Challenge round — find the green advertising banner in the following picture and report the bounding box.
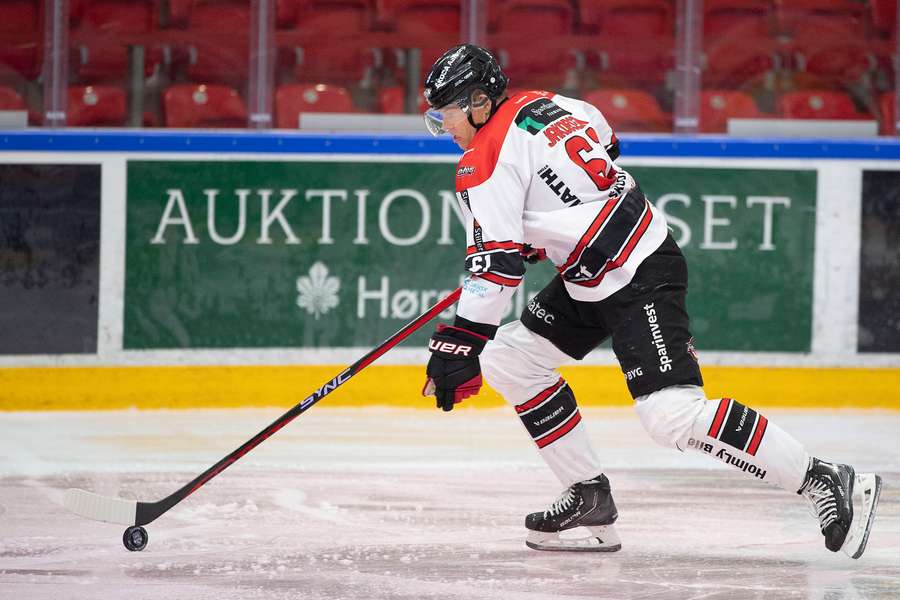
[125,160,816,352]
[629,166,817,352]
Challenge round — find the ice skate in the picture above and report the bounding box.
[525,474,621,552]
[798,458,883,559]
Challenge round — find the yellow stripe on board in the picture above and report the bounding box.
[0,365,898,411]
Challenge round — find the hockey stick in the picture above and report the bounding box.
[65,287,462,528]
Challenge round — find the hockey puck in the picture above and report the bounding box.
[123,526,148,552]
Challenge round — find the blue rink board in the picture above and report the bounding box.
[1,129,900,159]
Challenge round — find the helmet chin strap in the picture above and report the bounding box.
[468,97,504,130]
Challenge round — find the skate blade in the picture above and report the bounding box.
[842,473,882,559]
[525,525,622,553]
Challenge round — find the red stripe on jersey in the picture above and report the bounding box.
[612,202,652,266]
[708,398,731,439]
[475,272,522,287]
[558,197,621,273]
[515,377,565,414]
[455,91,548,193]
[745,415,768,456]
[578,201,653,288]
[535,411,582,448]
[466,240,524,254]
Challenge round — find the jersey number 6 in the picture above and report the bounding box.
[564,126,617,192]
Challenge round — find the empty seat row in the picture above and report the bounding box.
[51,1,896,39]
[1,1,892,92]
[0,38,879,91]
[583,89,879,132]
[1,84,889,133]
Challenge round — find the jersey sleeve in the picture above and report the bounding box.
[455,161,527,335]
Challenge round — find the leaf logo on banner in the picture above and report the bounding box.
[296,262,340,319]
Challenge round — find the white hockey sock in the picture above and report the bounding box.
[636,386,809,493]
[481,321,603,488]
[689,396,809,492]
[514,378,602,488]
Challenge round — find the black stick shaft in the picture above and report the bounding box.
[135,287,462,525]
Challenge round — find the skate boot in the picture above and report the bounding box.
[798,457,882,559]
[525,473,621,552]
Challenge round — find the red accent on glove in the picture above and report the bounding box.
[453,373,483,404]
[520,245,547,264]
[435,324,489,341]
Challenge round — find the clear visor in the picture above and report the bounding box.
[423,101,470,137]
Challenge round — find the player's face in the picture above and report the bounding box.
[442,106,477,149]
[424,104,476,149]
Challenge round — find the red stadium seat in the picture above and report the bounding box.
[284,0,373,30]
[383,0,457,85]
[789,32,873,84]
[583,0,673,37]
[871,0,897,37]
[390,0,460,35]
[703,0,773,41]
[66,85,126,126]
[0,0,40,32]
[491,0,578,90]
[77,0,156,31]
[703,36,777,88]
[496,43,580,91]
[775,0,866,37]
[279,2,377,85]
[700,90,762,132]
[178,1,249,83]
[778,90,868,120]
[384,44,453,94]
[494,0,575,37]
[166,0,192,26]
[583,88,670,132]
[294,44,379,85]
[73,1,160,81]
[275,83,355,127]
[0,0,40,80]
[187,0,250,30]
[163,84,247,127]
[598,44,674,88]
[378,85,427,113]
[879,92,895,135]
[0,86,27,110]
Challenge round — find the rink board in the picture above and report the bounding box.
[1,364,898,411]
[0,132,898,409]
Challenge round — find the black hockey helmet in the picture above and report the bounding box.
[423,44,508,111]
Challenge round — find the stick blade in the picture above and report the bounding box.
[64,488,137,525]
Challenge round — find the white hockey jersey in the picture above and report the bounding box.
[455,90,669,329]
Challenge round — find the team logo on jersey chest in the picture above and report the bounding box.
[515,98,571,135]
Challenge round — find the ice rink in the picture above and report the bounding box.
[1,406,898,600]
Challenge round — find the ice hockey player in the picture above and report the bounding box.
[419,43,882,556]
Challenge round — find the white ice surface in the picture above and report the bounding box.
[0,407,898,600]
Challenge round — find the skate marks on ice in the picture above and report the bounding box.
[0,408,899,599]
[2,467,898,600]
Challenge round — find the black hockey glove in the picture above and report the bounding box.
[422,325,488,412]
[520,244,547,264]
